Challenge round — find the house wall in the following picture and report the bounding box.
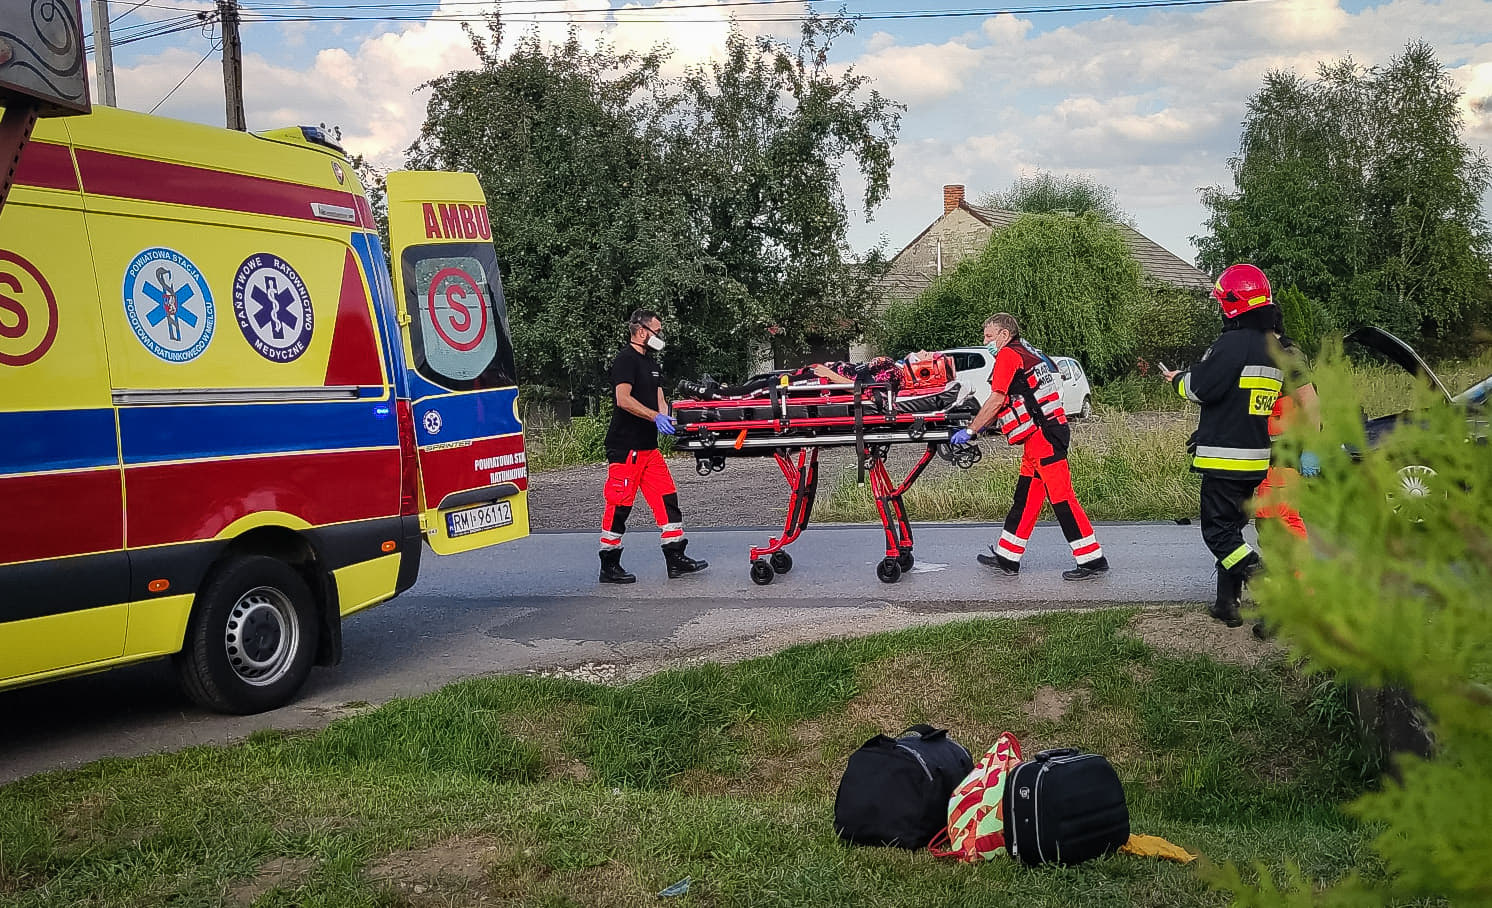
[879,208,992,312]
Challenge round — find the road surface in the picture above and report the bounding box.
[0,522,1226,784]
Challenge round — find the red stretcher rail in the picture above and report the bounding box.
[671,380,980,585]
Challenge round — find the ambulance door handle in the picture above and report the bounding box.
[397,305,412,327]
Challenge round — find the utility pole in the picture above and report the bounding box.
[91,0,117,105]
[217,0,245,130]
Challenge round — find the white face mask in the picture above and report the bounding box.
[646,333,666,352]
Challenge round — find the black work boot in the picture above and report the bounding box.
[976,546,1020,576]
[599,548,636,584]
[1062,556,1110,582]
[662,539,709,578]
[676,377,720,400]
[1208,569,1244,628]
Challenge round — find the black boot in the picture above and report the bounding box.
[599,548,636,584]
[1208,568,1243,628]
[676,377,720,400]
[976,546,1020,576]
[1062,556,1110,582]
[662,539,708,578]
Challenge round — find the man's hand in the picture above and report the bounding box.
[950,428,974,447]
[654,413,676,436]
[1161,368,1180,382]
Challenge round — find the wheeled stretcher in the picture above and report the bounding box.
[672,379,982,585]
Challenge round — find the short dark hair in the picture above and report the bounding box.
[984,312,1020,338]
[629,309,660,328]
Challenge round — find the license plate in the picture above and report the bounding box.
[446,500,513,537]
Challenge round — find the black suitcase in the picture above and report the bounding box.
[1003,748,1129,866]
[833,725,973,849]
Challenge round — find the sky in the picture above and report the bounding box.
[84,0,1492,265]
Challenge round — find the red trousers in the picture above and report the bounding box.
[1254,465,1308,539]
[994,432,1103,565]
[600,449,684,550]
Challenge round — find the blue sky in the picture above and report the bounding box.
[87,0,1492,264]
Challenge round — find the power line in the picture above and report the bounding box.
[111,0,165,24]
[149,40,221,113]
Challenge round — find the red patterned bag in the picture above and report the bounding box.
[928,731,1024,861]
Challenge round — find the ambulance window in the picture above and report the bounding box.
[402,243,516,391]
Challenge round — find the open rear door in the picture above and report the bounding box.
[386,171,530,554]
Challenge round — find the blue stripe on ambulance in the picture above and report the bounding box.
[411,385,523,446]
[118,397,398,464]
[0,409,119,474]
[351,232,407,394]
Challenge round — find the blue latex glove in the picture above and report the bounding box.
[654,412,676,436]
[1299,450,1321,477]
[950,428,974,446]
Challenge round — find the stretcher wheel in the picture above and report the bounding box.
[750,559,775,585]
[876,557,902,584]
[695,459,714,476]
[897,550,913,571]
[770,551,793,574]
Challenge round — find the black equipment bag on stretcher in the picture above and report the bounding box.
[1003,748,1129,866]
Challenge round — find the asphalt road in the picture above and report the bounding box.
[0,522,1226,784]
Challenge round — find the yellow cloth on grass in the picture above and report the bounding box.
[1118,834,1196,864]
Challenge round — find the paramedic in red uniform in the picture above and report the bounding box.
[950,313,1110,581]
[598,310,708,584]
[1161,263,1282,627]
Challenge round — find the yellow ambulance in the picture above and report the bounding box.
[0,107,529,713]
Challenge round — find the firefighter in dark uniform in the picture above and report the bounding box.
[951,313,1109,581]
[1163,264,1283,627]
[597,309,708,584]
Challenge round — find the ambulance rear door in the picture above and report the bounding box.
[385,171,530,554]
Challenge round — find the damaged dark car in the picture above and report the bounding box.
[1346,327,1491,513]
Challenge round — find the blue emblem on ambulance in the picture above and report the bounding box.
[233,253,314,363]
[123,248,215,363]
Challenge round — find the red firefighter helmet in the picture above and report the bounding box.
[1212,264,1273,319]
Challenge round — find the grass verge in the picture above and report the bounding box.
[818,413,1199,523]
[0,609,1380,907]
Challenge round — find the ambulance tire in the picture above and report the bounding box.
[176,555,320,715]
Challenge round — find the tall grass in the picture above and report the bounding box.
[817,414,1200,522]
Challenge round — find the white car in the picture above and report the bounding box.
[938,348,1094,419]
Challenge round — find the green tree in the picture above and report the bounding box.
[673,16,901,364]
[1274,285,1333,358]
[874,212,1143,379]
[1197,42,1492,347]
[977,171,1130,223]
[1214,347,1492,903]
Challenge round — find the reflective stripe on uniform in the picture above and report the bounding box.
[600,533,623,549]
[1241,365,1284,380]
[1178,373,1201,403]
[1193,456,1271,472]
[1221,543,1254,570]
[996,530,1026,559]
[1196,445,1271,461]
[1068,534,1098,552]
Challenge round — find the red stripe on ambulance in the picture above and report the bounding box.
[421,203,491,240]
[419,433,527,506]
[75,150,377,229]
[1,470,123,564]
[324,248,384,386]
[14,141,79,192]
[124,449,400,548]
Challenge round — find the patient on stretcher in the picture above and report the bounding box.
[674,352,967,415]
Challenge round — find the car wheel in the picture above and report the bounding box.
[1387,464,1443,521]
[1079,396,1093,420]
[175,555,320,714]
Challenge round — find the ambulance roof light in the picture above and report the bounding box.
[299,125,345,153]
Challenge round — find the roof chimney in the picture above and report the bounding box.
[943,184,965,215]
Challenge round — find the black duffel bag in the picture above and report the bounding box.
[833,724,972,849]
[1003,747,1129,866]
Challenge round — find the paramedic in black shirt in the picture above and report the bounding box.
[597,309,708,584]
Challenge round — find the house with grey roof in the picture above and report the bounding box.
[877,184,1211,314]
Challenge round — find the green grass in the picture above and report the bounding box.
[818,414,1200,523]
[0,610,1382,907]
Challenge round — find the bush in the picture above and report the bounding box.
[1275,285,1333,358]
[1132,283,1219,371]
[1216,342,1492,903]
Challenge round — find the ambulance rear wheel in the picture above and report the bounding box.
[176,555,320,715]
[877,557,902,584]
[770,551,793,574]
[750,559,775,586]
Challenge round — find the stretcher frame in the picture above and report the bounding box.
[673,380,980,585]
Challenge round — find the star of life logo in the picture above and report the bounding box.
[233,253,314,363]
[423,409,443,436]
[123,248,215,363]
